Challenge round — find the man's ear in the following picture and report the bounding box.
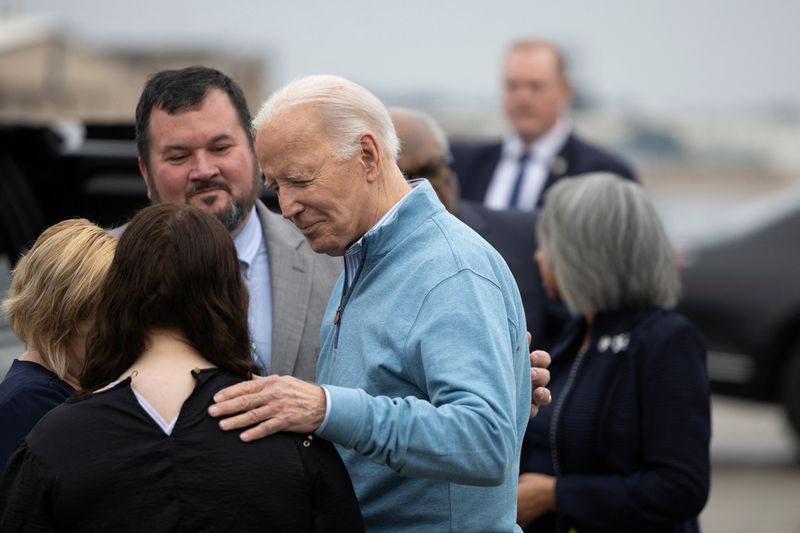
[138,157,152,200]
[359,133,381,182]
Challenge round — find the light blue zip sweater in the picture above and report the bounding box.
[317,182,531,532]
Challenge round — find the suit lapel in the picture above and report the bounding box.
[257,201,313,376]
[537,134,575,207]
[475,143,503,200]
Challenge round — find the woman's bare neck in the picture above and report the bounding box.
[119,329,215,422]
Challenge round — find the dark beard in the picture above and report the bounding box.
[214,176,263,232]
[148,172,264,233]
[216,196,248,232]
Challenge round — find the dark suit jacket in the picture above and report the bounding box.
[521,309,710,532]
[451,133,636,207]
[457,200,568,351]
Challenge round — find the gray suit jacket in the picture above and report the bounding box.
[257,200,342,381]
[109,201,342,382]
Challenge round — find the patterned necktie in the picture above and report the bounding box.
[508,149,531,208]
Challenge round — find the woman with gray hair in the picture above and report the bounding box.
[517,173,710,532]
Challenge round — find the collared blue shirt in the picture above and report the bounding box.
[233,207,272,374]
[343,181,416,291]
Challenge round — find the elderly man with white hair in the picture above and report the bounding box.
[209,75,549,532]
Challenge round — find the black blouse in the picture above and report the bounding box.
[0,368,363,532]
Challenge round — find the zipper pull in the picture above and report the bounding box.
[333,306,341,325]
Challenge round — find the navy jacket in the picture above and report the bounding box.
[0,360,74,473]
[457,200,568,351]
[452,133,636,207]
[521,308,711,533]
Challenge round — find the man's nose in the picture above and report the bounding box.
[278,188,303,221]
[188,151,219,180]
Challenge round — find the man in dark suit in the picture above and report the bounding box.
[452,38,636,210]
[134,66,340,381]
[390,107,568,351]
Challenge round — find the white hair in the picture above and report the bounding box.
[536,172,681,315]
[252,74,400,162]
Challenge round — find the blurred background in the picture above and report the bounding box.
[1,1,799,531]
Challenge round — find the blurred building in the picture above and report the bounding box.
[0,14,265,122]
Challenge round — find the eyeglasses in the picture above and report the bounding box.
[402,155,454,181]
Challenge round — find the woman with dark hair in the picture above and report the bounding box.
[0,204,363,532]
[517,173,711,532]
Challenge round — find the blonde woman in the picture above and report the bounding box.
[0,219,116,470]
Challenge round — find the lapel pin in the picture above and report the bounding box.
[551,156,568,176]
[597,333,630,353]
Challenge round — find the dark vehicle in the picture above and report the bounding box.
[675,186,800,439]
[0,122,278,264]
[0,122,146,262]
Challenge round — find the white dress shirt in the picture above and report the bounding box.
[484,117,572,210]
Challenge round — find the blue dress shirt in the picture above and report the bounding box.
[233,208,272,374]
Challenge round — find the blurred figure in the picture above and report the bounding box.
[390,106,568,351]
[134,66,341,381]
[452,39,636,210]
[0,204,363,532]
[0,219,116,471]
[518,173,710,532]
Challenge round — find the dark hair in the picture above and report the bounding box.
[81,203,258,391]
[135,65,254,167]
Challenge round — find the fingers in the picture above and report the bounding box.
[208,375,277,418]
[533,386,552,407]
[212,375,271,403]
[208,375,326,441]
[216,401,281,432]
[530,386,552,418]
[530,350,551,370]
[526,331,532,347]
[239,418,287,443]
[531,366,551,388]
[529,349,552,418]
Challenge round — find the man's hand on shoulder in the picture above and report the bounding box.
[208,375,326,442]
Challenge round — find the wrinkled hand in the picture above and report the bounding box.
[208,375,326,442]
[528,332,552,417]
[517,472,557,527]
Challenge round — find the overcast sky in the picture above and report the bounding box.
[8,0,800,113]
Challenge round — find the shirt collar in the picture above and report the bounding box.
[502,115,572,161]
[233,207,262,269]
[344,180,418,258]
